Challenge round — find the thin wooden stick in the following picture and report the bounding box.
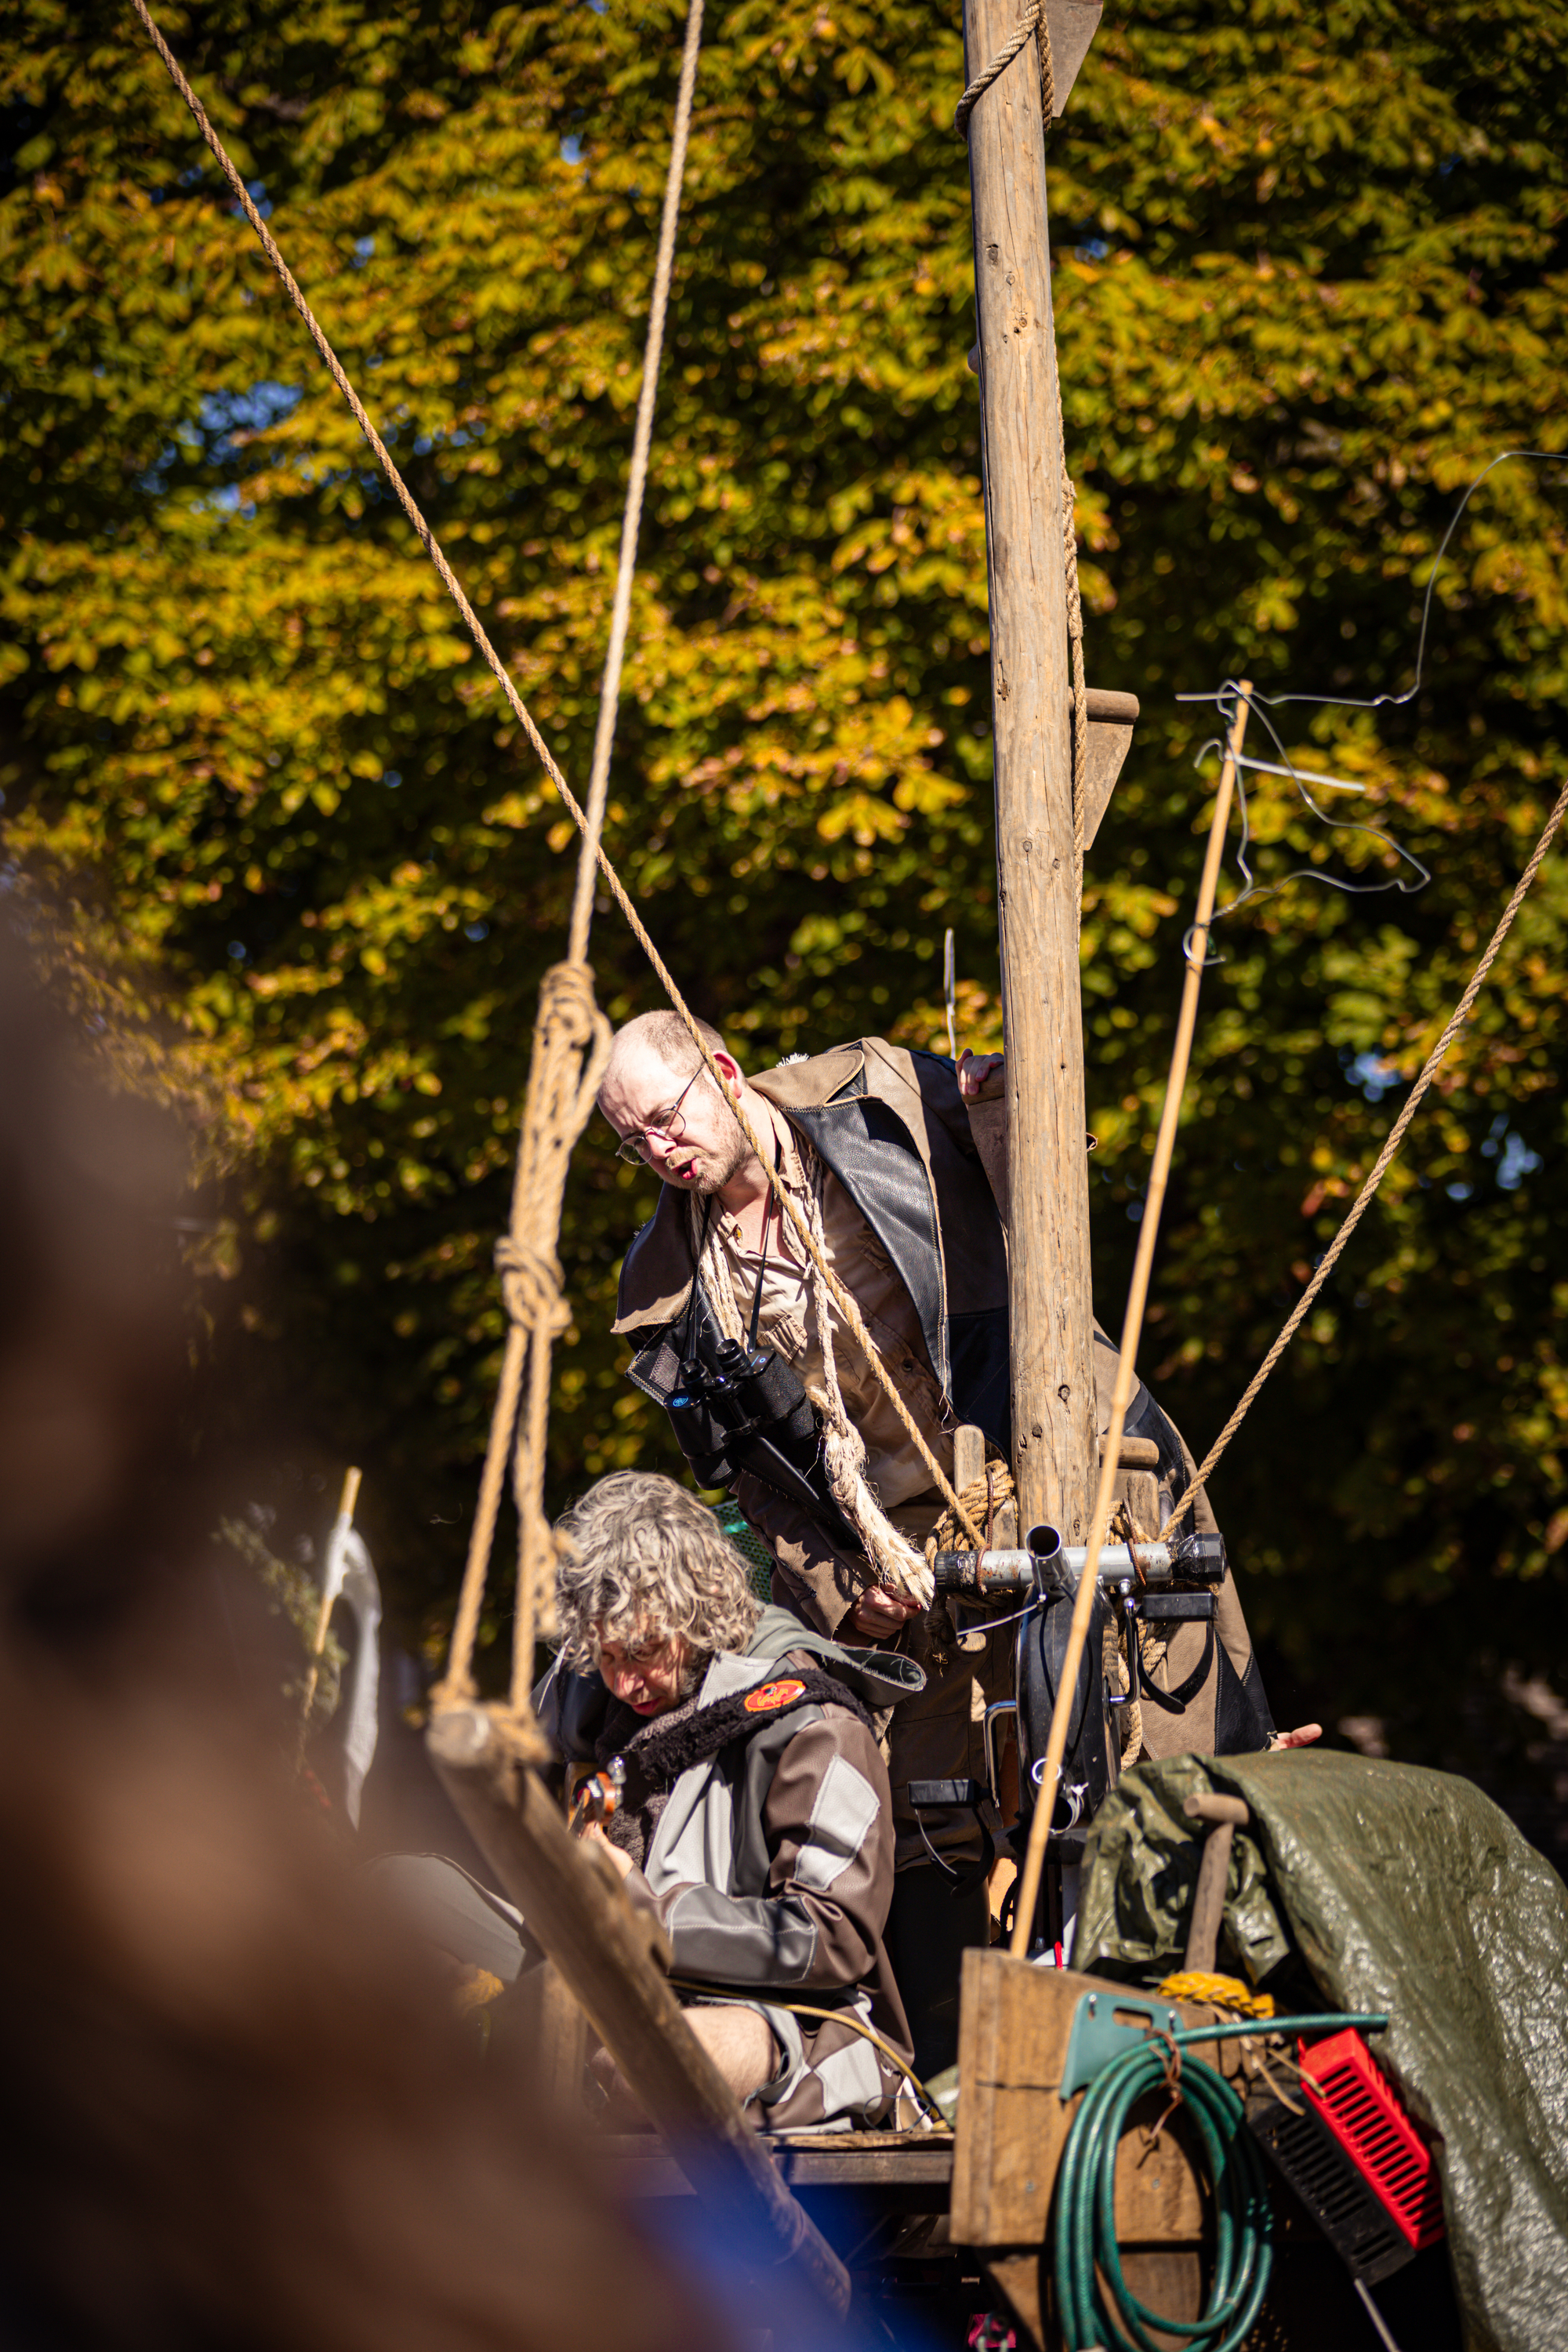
[1009,687,1253,1958]
[299,1465,362,1746]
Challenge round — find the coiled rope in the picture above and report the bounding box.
[131,0,982,1708]
[1160,765,1568,1540]
[1054,2012,1388,2352]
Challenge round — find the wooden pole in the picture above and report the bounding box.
[426,1706,851,2321]
[964,0,1096,1541]
[1009,690,1254,1955]
[1181,1792,1250,1974]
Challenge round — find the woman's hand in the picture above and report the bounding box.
[958,1051,1005,1103]
[580,1820,635,1879]
[850,1586,924,1639]
[1269,1723,1323,1751]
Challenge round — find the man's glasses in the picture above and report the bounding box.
[614,1065,706,1166]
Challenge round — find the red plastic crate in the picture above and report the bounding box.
[1299,2029,1445,2250]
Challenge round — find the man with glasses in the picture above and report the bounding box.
[596,1010,1294,2072]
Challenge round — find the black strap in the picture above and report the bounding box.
[619,1666,873,1792]
[912,1805,996,1901]
[1135,1620,1215,1714]
[747,1187,771,1351]
[683,1198,713,1359]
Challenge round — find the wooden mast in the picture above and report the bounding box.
[964,0,1098,1538]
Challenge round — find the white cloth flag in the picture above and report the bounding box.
[319,1514,382,1830]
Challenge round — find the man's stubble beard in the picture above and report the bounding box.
[688,1121,752,1198]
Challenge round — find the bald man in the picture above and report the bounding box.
[597,1011,1293,2071]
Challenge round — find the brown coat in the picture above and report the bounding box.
[613,1040,1273,1860]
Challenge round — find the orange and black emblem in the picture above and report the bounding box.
[743,1678,807,1714]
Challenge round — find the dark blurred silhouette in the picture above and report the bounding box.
[0,927,726,2352]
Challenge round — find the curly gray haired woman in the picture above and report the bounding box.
[554,1472,759,1689]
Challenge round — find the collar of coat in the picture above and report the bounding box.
[612,1035,957,1397]
[609,1661,875,1795]
[536,1602,927,1769]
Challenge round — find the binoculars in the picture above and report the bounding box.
[667,1337,819,1490]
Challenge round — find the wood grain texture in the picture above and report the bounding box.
[1082,717,1135,849]
[951,1950,1243,2249]
[426,1707,851,2318]
[964,0,1096,1541]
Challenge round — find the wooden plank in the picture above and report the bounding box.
[608,2136,955,2198]
[537,1959,589,2107]
[951,1950,1243,2249]
[1083,716,1135,851]
[953,1423,987,1495]
[427,1706,851,2318]
[1042,0,1103,116]
[965,0,1098,1546]
[982,2252,1047,2352]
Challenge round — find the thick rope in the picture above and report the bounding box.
[440,0,702,1715]
[954,0,1056,140]
[1010,690,1255,1956]
[695,1174,934,1602]
[569,0,706,963]
[694,1198,748,1345]
[132,0,986,1568]
[801,1156,934,1603]
[1160,768,1568,1540]
[435,964,612,1720]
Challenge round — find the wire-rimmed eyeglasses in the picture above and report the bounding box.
[613,1065,706,1166]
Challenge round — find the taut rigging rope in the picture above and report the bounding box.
[1160,766,1568,1540]
[130,0,981,1713]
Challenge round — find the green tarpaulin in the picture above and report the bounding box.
[1074,1749,1568,2352]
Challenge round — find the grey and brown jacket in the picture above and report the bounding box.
[535,1609,923,2133]
[614,1037,1275,1758]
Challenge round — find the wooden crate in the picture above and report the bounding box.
[951,1947,1245,2251]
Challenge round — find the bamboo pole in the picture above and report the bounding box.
[1009,688,1254,1955]
[964,0,1097,1542]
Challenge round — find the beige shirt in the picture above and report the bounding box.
[709,1105,953,1527]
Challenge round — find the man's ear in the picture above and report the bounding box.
[712,1050,743,1098]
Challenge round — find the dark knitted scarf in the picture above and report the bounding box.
[594,1664,873,1869]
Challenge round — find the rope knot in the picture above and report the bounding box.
[536,958,609,1051]
[495,1236,571,1336]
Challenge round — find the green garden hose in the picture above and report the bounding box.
[1052,2012,1389,2352]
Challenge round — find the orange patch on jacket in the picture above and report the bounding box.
[743,1679,807,1714]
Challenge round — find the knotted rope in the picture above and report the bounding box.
[695,1160,934,1603]
[435,965,612,1726]
[801,1157,934,1603]
[134,0,987,1607]
[1160,766,1568,1539]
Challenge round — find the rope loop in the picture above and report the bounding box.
[495,1236,572,1338]
[434,960,612,1715]
[955,0,1056,140]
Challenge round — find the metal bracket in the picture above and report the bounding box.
[1060,1987,1184,2100]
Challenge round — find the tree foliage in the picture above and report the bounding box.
[3,0,1566,1845]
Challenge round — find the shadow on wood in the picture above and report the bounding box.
[426,1704,851,2321]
